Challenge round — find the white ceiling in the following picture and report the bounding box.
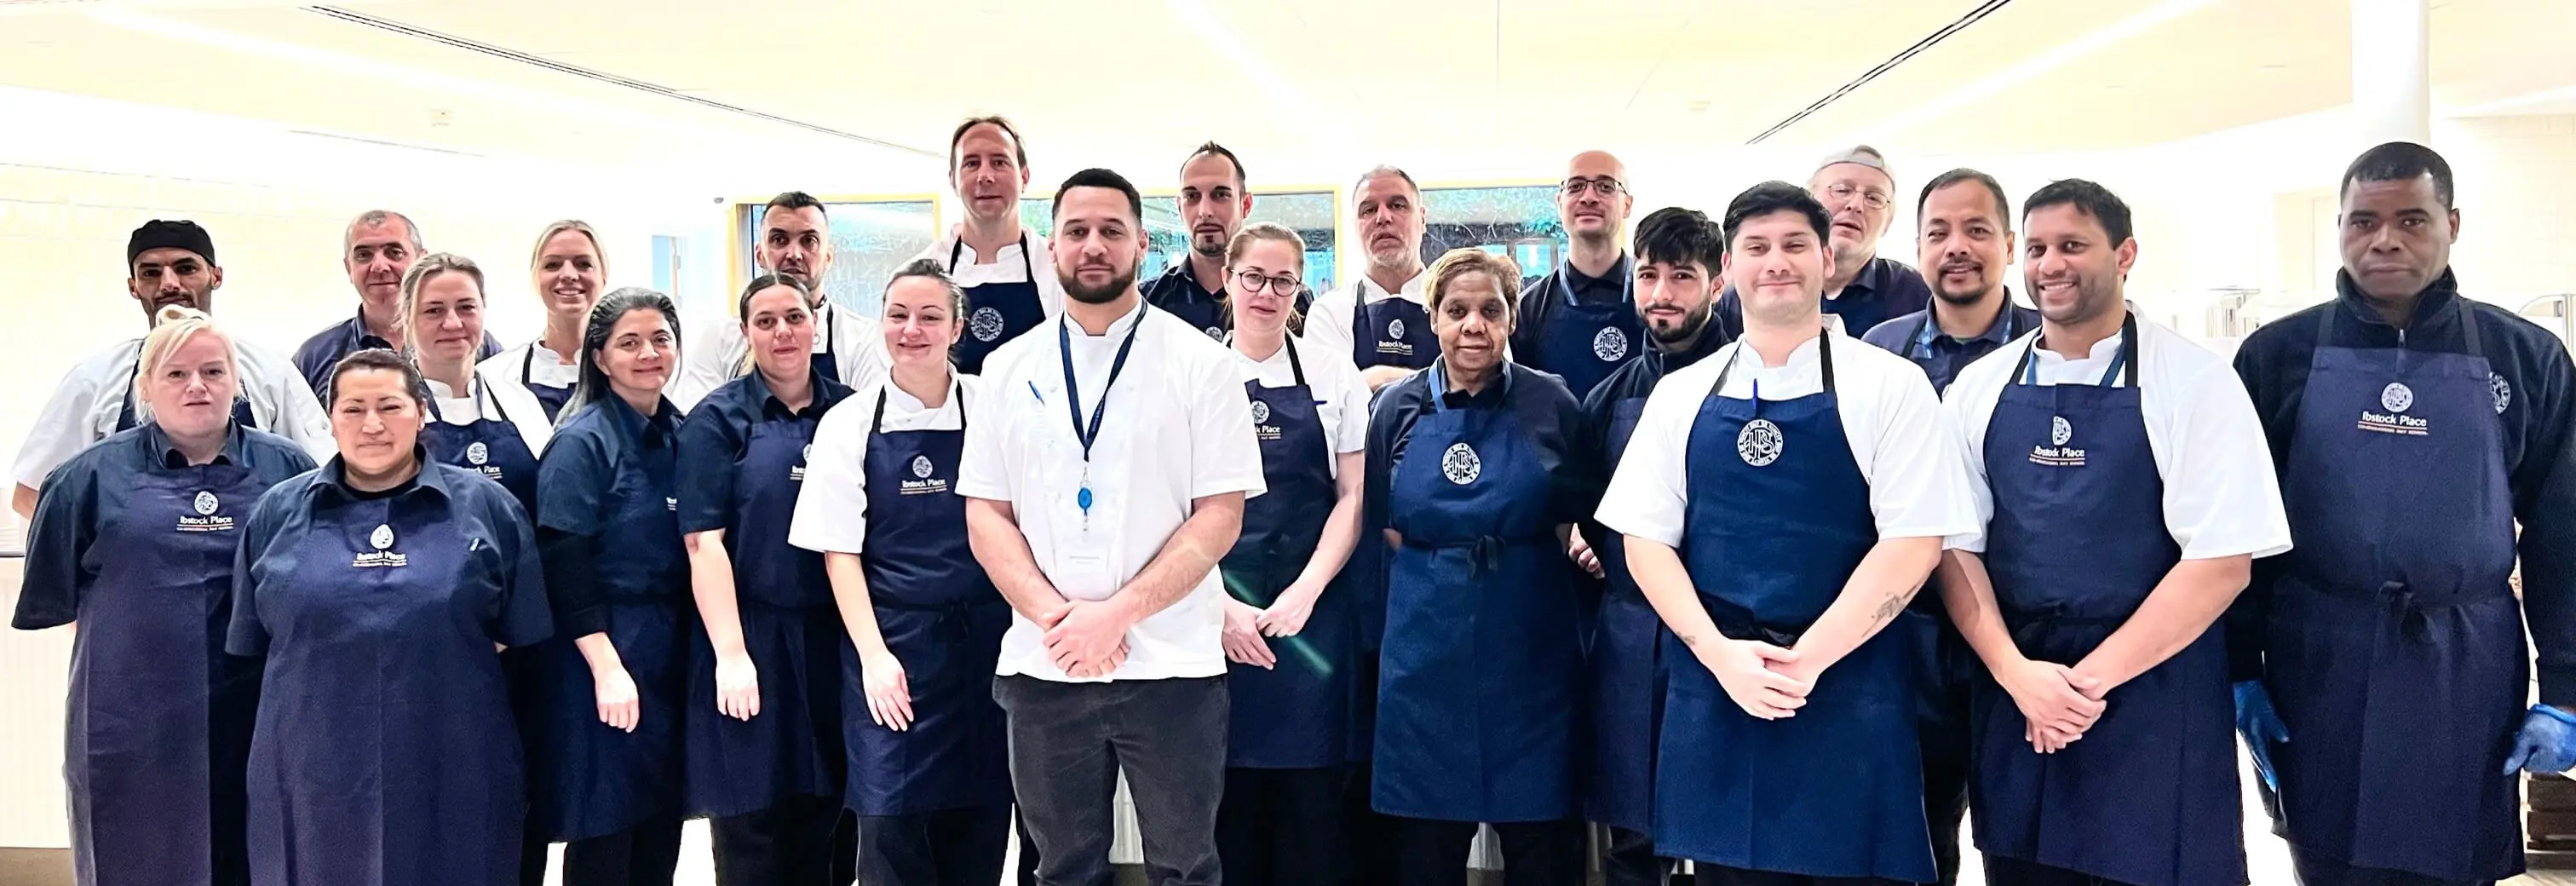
[2,0,2571,192]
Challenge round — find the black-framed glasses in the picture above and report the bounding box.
[1561,177,1626,198]
[1233,270,1302,294]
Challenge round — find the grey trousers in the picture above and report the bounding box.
[993,675,1228,886]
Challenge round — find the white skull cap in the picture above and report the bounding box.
[1816,145,1892,181]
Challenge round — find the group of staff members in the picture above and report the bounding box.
[9,118,2573,886]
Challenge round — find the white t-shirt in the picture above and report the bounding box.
[958,299,1268,682]
[478,339,582,400]
[788,372,980,555]
[14,337,333,488]
[1231,335,1371,477]
[1303,269,1428,365]
[423,369,557,456]
[1941,313,2293,560]
[670,301,888,411]
[1596,329,1976,549]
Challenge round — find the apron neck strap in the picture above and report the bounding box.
[2015,312,2138,388]
[1709,326,1833,411]
[870,377,966,436]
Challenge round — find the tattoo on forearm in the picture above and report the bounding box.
[1871,589,1907,627]
[1681,633,1702,647]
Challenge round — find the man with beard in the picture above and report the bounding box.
[671,191,888,410]
[1307,165,1437,392]
[2232,141,2576,886]
[1716,147,1933,342]
[1573,206,1730,886]
[14,219,331,519]
[1144,142,1302,339]
[1857,167,2039,886]
[291,209,501,396]
[923,115,1067,376]
[1598,181,1969,885]
[1514,151,1646,401]
[961,167,1265,886]
[1938,179,2286,886]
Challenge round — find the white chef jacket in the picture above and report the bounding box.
[788,372,981,555]
[670,300,888,411]
[14,337,333,489]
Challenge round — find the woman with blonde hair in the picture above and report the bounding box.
[15,305,319,886]
[400,252,554,511]
[481,220,609,422]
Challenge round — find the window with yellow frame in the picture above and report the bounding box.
[731,195,940,317]
[1019,189,1342,296]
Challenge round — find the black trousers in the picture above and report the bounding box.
[1348,654,1399,886]
[1216,766,1350,886]
[709,793,844,885]
[993,675,1228,886]
[1693,866,1906,886]
[1015,808,1041,886]
[518,816,685,886]
[858,803,1014,886]
[1600,825,1674,886]
[1981,854,2145,886]
[1389,817,1582,886]
[2290,849,2495,886]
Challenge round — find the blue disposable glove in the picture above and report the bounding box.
[2504,705,2576,775]
[2234,680,2289,791]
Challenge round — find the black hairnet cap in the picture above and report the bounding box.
[128,219,216,266]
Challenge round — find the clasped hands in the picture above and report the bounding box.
[1702,637,2109,754]
[1039,598,1133,678]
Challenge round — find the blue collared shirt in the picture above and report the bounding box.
[673,368,852,538]
[537,394,685,636]
[1860,294,2044,393]
[293,310,503,399]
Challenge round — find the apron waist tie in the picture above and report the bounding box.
[1408,533,1555,578]
[2000,602,2133,657]
[876,597,1001,643]
[2299,576,2508,645]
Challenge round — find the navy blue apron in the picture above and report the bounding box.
[64,457,270,886]
[1534,267,1642,400]
[951,239,1045,376]
[423,381,541,513]
[1221,339,1354,769]
[1971,318,2242,886]
[115,353,256,434]
[521,413,690,843]
[520,347,575,423]
[848,385,1014,815]
[684,384,842,818]
[1348,281,1438,371]
[1653,334,1932,881]
[2266,305,2523,882]
[243,489,527,885]
[809,304,844,383]
[1582,389,1661,832]
[1371,363,1580,822]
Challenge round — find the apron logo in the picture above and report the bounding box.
[1250,400,1271,425]
[2031,417,2088,467]
[1205,326,1226,341]
[465,441,489,466]
[178,490,234,532]
[900,454,948,496]
[969,306,1006,342]
[2492,372,2512,414]
[1388,319,1406,340]
[2360,382,2431,437]
[791,444,813,482]
[666,497,679,511]
[353,523,407,567]
[1592,326,1629,362]
[1440,442,1481,485]
[1737,419,1785,467]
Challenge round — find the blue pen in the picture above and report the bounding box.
[1029,379,1044,403]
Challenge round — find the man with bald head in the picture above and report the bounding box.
[1716,146,1934,342]
[1512,150,1646,401]
[291,209,499,396]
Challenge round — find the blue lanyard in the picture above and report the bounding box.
[1058,313,1144,463]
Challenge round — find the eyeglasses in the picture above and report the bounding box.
[1233,270,1302,294]
[1561,177,1626,198]
[1821,181,1891,211]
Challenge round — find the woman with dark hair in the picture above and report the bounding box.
[16,306,318,886]
[674,273,853,882]
[227,348,549,886]
[519,287,692,886]
[791,258,1014,885]
[401,252,553,513]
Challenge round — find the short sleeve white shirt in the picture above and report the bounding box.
[1596,329,1976,549]
[788,372,980,555]
[424,369,557,456]
[1232,335,1371,476]
[478,340,582,400]
[14,337,333,488]
[1941,313,2293,560]
[957,299,1267,682]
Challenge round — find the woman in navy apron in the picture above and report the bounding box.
[15,307,317,886]
[521,288,693,886]
[1364,249,1594,886]
[227,348,551,886]
[787,260,1015,885]
[1963,316,2244,886]
[948,232,1047,375]
[482,220,607,423]
[674,274,853,883]
[1208,225,1371,886]
[400,253,550,513]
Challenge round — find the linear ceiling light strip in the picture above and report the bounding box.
[1744,0,2013,146]
[303,5,939,158]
